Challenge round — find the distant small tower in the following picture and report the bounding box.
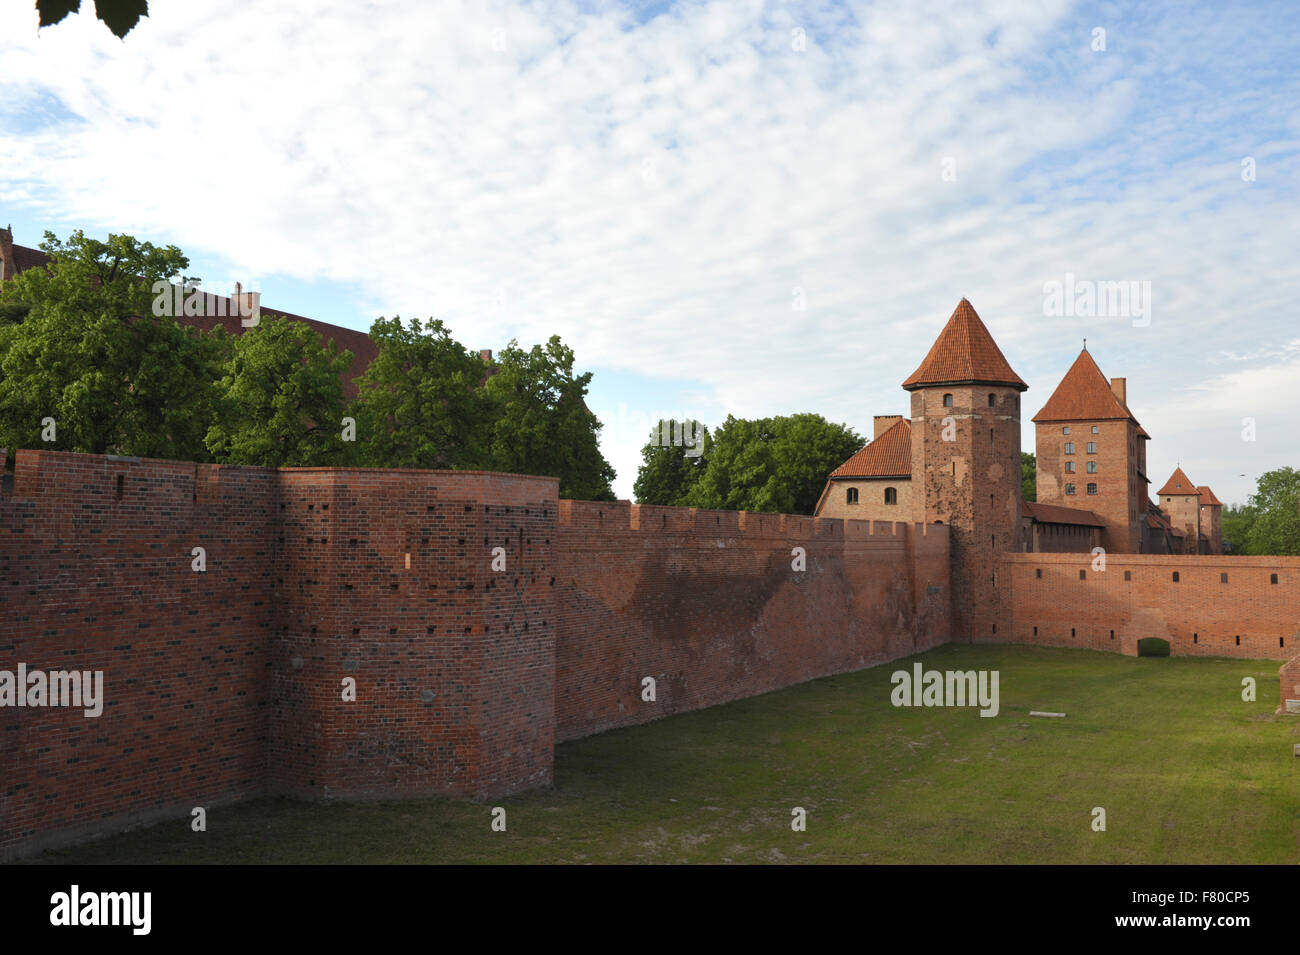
[902,299,1028,642]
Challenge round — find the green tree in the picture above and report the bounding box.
[1243,467,1300,556]
[1220,502,1256,555]
[0,230,223,459]
[685,413,861,515]
[633,419,711,505]
[1021,451,1036,502]
[205,317,353,467]
[352,316,491,470]
[482,336,616,501]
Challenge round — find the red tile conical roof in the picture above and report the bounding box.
[1157,467,1196,496]
[901,299,1027,391]
[1031,348,1139,424]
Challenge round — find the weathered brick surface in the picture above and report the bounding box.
[0,450,277,859]
[553,504,950,741]
[999,553,1300,658]
[0,449,950,859]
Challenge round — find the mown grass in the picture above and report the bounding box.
[30,644,1299,864]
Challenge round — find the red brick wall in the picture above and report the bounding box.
[552,504,950,741]
[1000,553,1300,658]
[268,468,558,801]
[0,450,277,860]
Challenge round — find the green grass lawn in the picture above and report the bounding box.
[30,644,1300,864]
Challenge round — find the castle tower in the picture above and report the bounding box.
[1197,486,1223,554]
[902,299,1027,641]
[1031,349,1147,554]
[1157,467,1202,554]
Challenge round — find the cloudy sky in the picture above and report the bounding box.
[2,0,1297,502]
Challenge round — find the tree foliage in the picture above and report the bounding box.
[0,230,223,459]
[684,413,861,515]
[205,317,353,467]
[482,336,615,501]
[1242,467,1300,555]
[1021,451,1036,502]
[352,316,490,470]
[632,419,711,505]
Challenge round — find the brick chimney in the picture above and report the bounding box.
[873,414,902,440]
[0,225,14,282]
[1110,377,1127,405]
[479,349,493,363]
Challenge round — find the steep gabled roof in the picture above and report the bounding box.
[1157,467,1197,496]
[1197,485,1222,507]
[1032,349,1140,424]
[1022,501,1105,527]
[829,418,912,478]
[902,299,1027,391]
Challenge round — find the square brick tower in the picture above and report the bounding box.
[1032,349,1146,554]
[1158,467,1202,554]
[903,299,1027,642]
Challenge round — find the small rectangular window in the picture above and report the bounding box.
[1172,571,1180,582]
[1271,573,1278,584]
[1064,442,1075,454]
[1091,425,1099,434]
[1079,569,1086,579]
[1065,461,1075,472]
[1062,426,1071,435]
[1086,483,1098,495]
[1036,568,1042,578]
[1086,442,1097,454]
[1065,484,1076,495]
[1124,570,1131,581]
[1220,572,1228,583]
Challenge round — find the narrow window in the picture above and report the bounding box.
[1109,629,1114,640]
[846,487,858,505]
[1235,635,1240,646]
[992,623,997,634]
[1079,570,1086,580]
[1193,632,1198,643]
[988,393,996,407]
[1065,461,1075,473]
[1271,573,1278,584]
[1086,461,1097,473]
[1033,626,1038,636]
[1036,568,1042,579]
[115,475,124,500]
[1172,571,1180,582]
[1220,572,1228,583]
[1124,570,1131,581]
[1071,628,1076,638]
[884,487,897,505]
[943,393,953,407]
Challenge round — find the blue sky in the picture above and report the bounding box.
[2,0,1297,501]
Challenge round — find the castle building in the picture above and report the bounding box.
[817,299,1223,566]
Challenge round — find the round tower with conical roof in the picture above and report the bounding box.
[902,299,1028,642]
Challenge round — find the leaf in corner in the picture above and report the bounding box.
[94,0,147,38]
[37,0,83,29]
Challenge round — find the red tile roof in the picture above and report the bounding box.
[1022,500,1106,527]
[902,299,1027,391]
[1197,485,1222,506]
[1157,467,1196,496]
[6,242,377,399]
[829,418,912,478]
[1032,349,1142,426]
[1136,425,1150,438]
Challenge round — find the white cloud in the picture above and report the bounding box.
[1,0,1298,499]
